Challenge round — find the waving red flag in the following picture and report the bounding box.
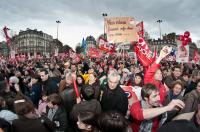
[3,26,11,48]
[134,37,154,67]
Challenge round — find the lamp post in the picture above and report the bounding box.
[156,19,162,39]
[56,20,61,40]
[102,13,107,39]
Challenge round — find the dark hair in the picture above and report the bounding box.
[14,95,35,115]
[132,73,143,87]
[40,69,49,75]
[81,85,95,101]
[196,79,200,86]
[78,111,97,127]
[173,65,181,71]
[76,75,84,84]
[141,83,159,100]
[97,111,129,132]
[47,93,62,106]
[31,74,41,81]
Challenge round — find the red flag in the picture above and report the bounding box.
[136,21,144,38]
[87,47,102,58]
[3,26,11,47]
[134,37,154,67]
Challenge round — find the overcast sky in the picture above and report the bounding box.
[0,0,200,49]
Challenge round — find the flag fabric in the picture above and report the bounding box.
[164,49,176,62]
[3,26,11,48]
[134,37,154,67]
[87,47,102,58]
[136,21,144,38]
[99,37,116,53]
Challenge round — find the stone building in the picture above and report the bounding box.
[11,28,54,56]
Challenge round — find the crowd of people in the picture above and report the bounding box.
[0,46,200,132]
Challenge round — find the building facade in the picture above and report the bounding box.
[11,29,54,56]
[0,41,9,57]
[86,35,96,49]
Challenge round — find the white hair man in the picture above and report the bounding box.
[101,70,128,116]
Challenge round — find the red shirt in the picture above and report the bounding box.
[130,101,160,132]
[144,63,166,104]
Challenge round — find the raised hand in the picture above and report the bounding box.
[166,99,185,111]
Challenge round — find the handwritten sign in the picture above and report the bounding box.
[105,17,138,43]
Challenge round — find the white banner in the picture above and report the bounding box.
[176,41,189,63]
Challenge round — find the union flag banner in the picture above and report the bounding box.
[105,17,138,43]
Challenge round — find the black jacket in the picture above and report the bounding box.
[42,77,59,96]
[101,84,128,115]
[59,85,77,114]
[12,115,54,132]
[47,107,68,132]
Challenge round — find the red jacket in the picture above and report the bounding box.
[144,62,166,104]
[130,101,160,132]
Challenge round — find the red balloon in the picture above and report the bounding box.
[179,35,184,41]
[184,31,190,38]
[182,40,188,46]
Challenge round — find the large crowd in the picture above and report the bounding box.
[0,46,200,132]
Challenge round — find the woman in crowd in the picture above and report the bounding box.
[12,95,55,132]
[97,111,131,132]
[77,111,98,132]
[168,80,184,101]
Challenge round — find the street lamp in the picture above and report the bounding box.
[102,13,107,39]
[156,19,162,39]
[56,20,61,40]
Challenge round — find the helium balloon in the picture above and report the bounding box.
[184,31,190,38]
[179,35,184,41]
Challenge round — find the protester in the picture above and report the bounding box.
[101,70,128,116]
[130,83,185,132]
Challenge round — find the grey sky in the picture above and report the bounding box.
[0,0,200,49]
